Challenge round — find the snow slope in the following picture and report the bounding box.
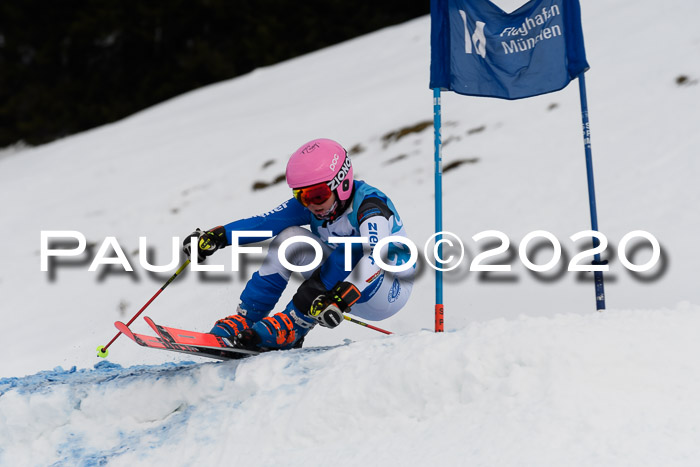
[2,304,700,467]
[1,0,699,464]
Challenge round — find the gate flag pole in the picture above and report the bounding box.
[429,0,603,313]
[577,72,606,311]
[433,87,444,332]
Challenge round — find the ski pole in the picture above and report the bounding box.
[343,315,392,335]
[97,259,191,357]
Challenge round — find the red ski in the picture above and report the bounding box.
[114,320,259,360]
[143,316,259,356]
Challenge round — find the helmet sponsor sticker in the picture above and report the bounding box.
[301,142,320,154]
[329,153,340,170]
[328,158,351,191]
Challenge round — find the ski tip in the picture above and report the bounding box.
[96,345,109,358]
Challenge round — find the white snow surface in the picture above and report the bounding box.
[2,304,700,466]
[1,0,700,464]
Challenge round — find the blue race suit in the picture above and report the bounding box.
[210,180,415,349]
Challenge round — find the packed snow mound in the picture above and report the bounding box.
[2,304,699,467]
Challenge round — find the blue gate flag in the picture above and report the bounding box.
[430,0,589,99]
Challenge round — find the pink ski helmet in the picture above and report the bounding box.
[286,138,354,201]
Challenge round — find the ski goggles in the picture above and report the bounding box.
[293,182,333,207]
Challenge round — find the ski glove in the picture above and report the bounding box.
[308,281,361,328]
[182,226,227,262]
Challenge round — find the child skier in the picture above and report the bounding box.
[183,138,414,351]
